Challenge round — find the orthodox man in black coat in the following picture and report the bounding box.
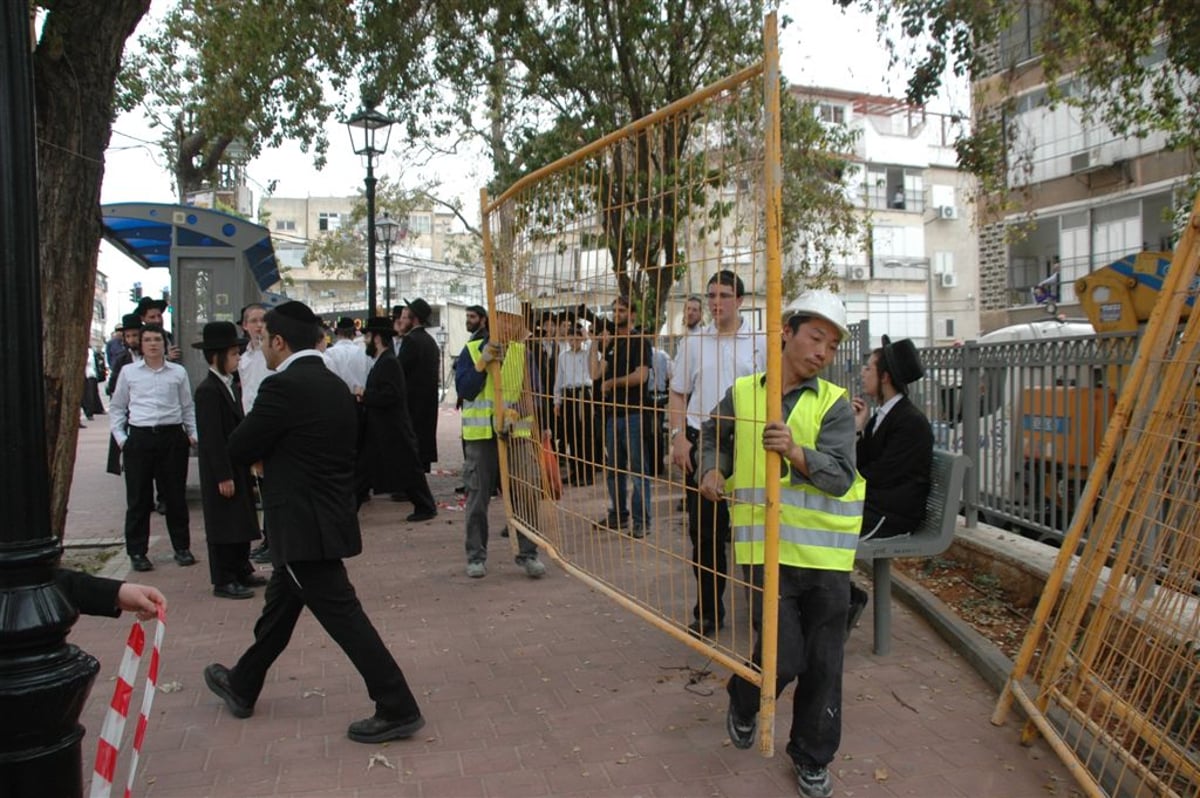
[192,322,265,600]
[203,301,425,744]
[847,336,934,634]
[356,317,438,522]
[395,298,441,471]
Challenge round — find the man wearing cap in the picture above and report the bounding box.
[700,290,864,798]
[324,316,370,393]
[356,317,438,522]
[846,337,933,634]
[454,292,546,579]
[204,301,426,744]
[395,298,441,473]
[193,322,264,599]
[109,323,198,572]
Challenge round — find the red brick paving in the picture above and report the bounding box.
[64,410,1080,797]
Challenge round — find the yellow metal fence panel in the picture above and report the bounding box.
[479,15,785,755]
[996,192,1200,797]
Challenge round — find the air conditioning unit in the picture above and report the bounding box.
[847,266,869,282]
[937,205,958,220]
[939,272,958,288]
[1070,147,1106,174]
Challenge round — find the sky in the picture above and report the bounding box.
[97,1,970,329]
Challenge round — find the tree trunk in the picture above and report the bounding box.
[34,1,150,538]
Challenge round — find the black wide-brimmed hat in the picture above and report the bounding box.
[363,316,395,338]
[135,295,168,315]
[880,335,924,385]
[335,316,357,331]
[118,313,143,332]
[390,304,405,320]
[404,297,433,325]
[273,300,321,325]
[191,321,248,350]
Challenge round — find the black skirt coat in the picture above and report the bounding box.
[397,326,441,469]
[359,348,424,493]
[195,372,261,545]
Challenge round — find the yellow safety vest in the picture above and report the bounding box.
[727,374,865,571]
[461,339,532,440]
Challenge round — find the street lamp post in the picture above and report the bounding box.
[1,5,101,794]
[375,212,398,312]
[345,102,394,315]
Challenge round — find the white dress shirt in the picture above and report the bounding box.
[671,318,766,429]
[323,338,371,393]
[109,358,197,447]
[553,341,593,406]
[238,343,270,414]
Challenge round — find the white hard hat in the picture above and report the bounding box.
[784,289,849,340]
[493,292,523,317]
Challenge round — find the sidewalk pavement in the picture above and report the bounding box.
[65,408,1079,797]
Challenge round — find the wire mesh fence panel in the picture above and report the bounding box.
[996,193,1200,797]
[477,19,791,748]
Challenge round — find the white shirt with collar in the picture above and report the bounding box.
[209,367,237,404]
[553,341,593,406]
[109,358,197,447]
[238,342,269,414]
[274,349,322,373]
[670,318,766,429]
[869,392,904,432]
[323,338,371,393]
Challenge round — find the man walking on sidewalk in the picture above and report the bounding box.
[204,301,426,744]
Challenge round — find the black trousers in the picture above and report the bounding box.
[228,560,421,721]
[560,388,598,480]
[686,427,730,625]
[207,541,253,586]
[122,425,190,556]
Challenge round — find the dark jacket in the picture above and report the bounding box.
[396,325,440,468]
[359,347,424,493]
[55,570,121,618]
[856,394,934,535]
[195,372,261,545]
[228,355,362,565]
[105,350,135,475]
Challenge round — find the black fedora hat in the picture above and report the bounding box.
[390,304,405,320]
[335,316,357,331]
[403,297,433,325]
[118,313,143,332]
[191,321,248,350]
[135,295,168,315]
[880,335,924,385]
[363,316,395,338]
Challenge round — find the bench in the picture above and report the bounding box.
[854,448,972,655]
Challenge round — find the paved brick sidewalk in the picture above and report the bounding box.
[65,409,1079,797]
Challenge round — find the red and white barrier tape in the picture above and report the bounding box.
[90,608,165,798]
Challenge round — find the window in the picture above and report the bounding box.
[945,318,955,338]
[864,166,924,212]
[318,212,341,232]
[407,214,432,235]
[275,219,296,232]
[817,102,845,125]
[997,0,1046,67]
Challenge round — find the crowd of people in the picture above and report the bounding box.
[86,282,935,796]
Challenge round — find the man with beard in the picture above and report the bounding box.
[395,298,440,474]
[355,317,437,522]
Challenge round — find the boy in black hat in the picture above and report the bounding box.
[847,336,934,634]
[193,322,265,599]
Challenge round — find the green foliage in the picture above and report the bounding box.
[840,0,1200,218]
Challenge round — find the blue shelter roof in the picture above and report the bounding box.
[100,203,280,291]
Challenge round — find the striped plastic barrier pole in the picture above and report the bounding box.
[90,608,166,798]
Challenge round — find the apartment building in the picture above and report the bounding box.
[973,6,1194,331]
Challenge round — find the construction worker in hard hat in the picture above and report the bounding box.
[697,288,864,798]
[453,292,547,580]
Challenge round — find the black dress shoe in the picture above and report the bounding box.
[250,545,271,564]
[238,573,269,588]
[213,582,254,600]
[173,549,196,566]
[406,510,437,523]
[347,713,425,744]
[155,500,167,515]
[203,663,254,718]
[130,554,154,572]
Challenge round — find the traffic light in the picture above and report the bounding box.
[161,286,170,306]
[130,282,142,302]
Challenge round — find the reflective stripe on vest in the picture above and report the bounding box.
[461,339,528,441]
[727,373,865,571]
